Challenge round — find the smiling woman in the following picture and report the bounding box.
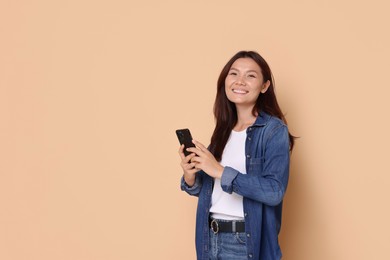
[225,58,270,111]
[178,51,295,260]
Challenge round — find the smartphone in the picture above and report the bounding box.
[176,128,196,156]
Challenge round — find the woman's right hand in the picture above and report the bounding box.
[178,144,198,187]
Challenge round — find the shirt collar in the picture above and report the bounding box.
[252,110,272,127]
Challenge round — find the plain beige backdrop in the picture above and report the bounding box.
[1,0,390,259]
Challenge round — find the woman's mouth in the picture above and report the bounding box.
[232,89,248,94]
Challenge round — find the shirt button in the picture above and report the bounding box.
[249,254,253,258]
[247,233,251,237]
[246,155,250,158]
[248,137,251,141]
[244,213,248,217]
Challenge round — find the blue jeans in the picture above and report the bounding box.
[209,228,248,260]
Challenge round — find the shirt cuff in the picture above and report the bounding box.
[220,166,239,194]
[181,175,200,191]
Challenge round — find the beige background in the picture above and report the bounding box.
[1,0,389,259]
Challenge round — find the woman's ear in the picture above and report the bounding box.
[261,80,271,93]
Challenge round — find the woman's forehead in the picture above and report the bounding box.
[230,58,261,72]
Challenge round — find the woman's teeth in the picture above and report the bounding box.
[233,89,248,94]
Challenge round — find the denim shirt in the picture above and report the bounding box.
[181,111,290,260]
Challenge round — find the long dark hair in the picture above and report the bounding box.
[210,50,295,161]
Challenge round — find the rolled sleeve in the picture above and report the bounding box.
[180,174,202,196]
[220,166,239,194]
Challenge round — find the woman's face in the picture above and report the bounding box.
[225,58,270,108]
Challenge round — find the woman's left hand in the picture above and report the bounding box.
[186,140,224,179]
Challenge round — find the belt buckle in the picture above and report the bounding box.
[211,219,219,234]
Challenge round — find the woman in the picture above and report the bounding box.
[179,50,294,260]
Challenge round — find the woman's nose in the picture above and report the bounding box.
[235,77,246,85]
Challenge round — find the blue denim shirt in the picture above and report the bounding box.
[181,111,290,260]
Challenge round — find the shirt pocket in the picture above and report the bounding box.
[248,157,264,173]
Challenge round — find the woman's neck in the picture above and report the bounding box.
[234,105,257,132]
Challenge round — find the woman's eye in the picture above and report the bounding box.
[248,74,256,78]
[229,72,237,75]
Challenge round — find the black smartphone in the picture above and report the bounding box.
[176,128,196,157]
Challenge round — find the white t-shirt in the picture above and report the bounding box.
[210,129,247,220]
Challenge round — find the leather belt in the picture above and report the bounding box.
[210,218,245,234]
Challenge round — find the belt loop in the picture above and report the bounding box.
[232,221,236,233]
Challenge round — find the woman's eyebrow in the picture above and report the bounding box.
[229,67,259,74]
